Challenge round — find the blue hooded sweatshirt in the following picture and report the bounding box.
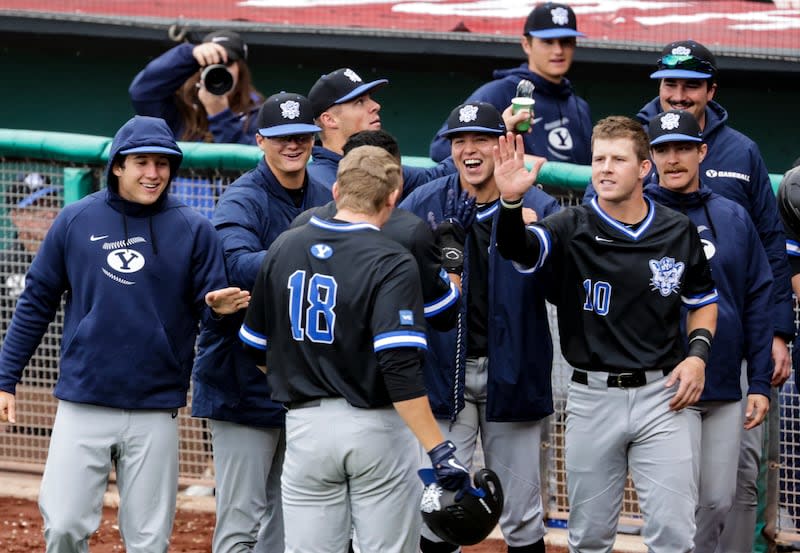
[191,157,333,427]
[129,43,260,145]
[0,116,230,409]
[429,65,592,165]
[645,183,773,400]
[400,174,560,421]
[307,144,456,199]
[635,98,794,341]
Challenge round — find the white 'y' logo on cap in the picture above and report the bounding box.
[343,69,362,82]
[551,7,569,26]
[660,112,681,130]
[459,105,478,123]
[280,101,300,120]
[671,46,692,56]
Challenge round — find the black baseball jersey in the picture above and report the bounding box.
[290,201,459,331]
[499,197,718,373]
[240,216,429,408]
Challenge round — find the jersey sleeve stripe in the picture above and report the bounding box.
[681,289,719,308]
[512,225,551,274]
[373,331,428,352]
[424,280,460,317]
[787,239,800,257]
[239,324,268,350]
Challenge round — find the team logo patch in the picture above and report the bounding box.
[459,105,478,123]
[107,248,145,274]
[706,169,718,178]
[280,100,300,120]
[701,238,716,260]
[660,112,681,130]
[310,243,333,259]
[548,127,574,152]
[551,6,569,26]
[420,484,443,513]
[671,45,692,56]
[648,256,684,297]
[399,310,414,326]
[343,68,362,82]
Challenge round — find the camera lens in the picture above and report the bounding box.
[201,65,234,96]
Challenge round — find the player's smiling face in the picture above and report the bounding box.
[522,36,575,83]
[258,133,314,179]
[450,132,498,191]
[591,138,651,204]
[651,141,707,194]
[113,153,172,205]
[659,78,716,127]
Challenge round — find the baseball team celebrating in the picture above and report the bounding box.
[1,2,798,553]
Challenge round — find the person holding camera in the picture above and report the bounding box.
[129,30,264,145]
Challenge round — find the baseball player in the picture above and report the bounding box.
[190,92,332,553]
[495,117,719,553]
[306,67,456,196]
[428,2,592,165]
[400,102,561,553]
[239,145,471,553]
[0,115,249,553]
[644,109,773,552]
[291,129,461,332]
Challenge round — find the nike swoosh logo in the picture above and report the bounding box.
[532,117,543,125]
[595,236,613,243]
[90,234,109,241]
[446,459,465,471]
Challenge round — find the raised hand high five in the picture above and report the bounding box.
[493,132,546,203]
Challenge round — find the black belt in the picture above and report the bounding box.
[286,399,322,410]
[571,368,671,388]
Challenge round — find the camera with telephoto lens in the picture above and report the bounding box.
[200,64,234,96]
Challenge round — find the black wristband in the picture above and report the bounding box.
[687,328,713,364]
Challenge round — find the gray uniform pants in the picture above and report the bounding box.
[208,420,284,553]
[716,365,762,553]
[421,356,547,547]
[687,399,744,553]
[565,372,696,553]
[281,398,422,553]
[39,400,179,553]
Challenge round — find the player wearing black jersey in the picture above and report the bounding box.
[291,130,461,332]
[495,117,718,553]
[239,146,470,553]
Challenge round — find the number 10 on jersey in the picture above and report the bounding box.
[288,270,338,343]
[583,278,612,316]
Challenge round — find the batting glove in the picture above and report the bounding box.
[434,188,476,274]
[428,440,471,491]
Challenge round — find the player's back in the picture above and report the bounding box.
[259,215,425,408]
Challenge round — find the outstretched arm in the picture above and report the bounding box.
[206,287,251,315]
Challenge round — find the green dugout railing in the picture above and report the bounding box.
[3,128,784,201]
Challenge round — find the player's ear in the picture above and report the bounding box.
[698,143,708,164]
[387,187,401,209]
[331,181,340,202]
[639,158,652,180]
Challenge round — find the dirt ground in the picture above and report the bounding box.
[0,496,568,552]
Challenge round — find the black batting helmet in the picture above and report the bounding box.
[778,166,800,240]
[419,468,504,545]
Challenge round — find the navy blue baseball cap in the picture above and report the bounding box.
[202,30,248,62]
[524,3,585,39]
[648,110,703,146]
[9,173,59,208]
[308,68,388,118]
[651,40,717,80]
[439,102,506,139]
[257,92,321,138]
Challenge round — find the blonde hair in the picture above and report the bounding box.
[592,116,650,162]
[336,146,402,214]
